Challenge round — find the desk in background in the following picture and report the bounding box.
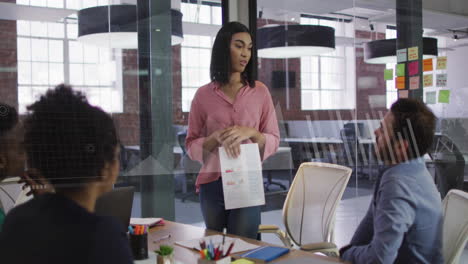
[149,221,346,264]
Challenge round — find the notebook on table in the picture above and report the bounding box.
[130,217,164,227]
[234,246,290,263]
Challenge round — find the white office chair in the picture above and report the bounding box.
[442,189,468,264]
[259,162,352,257]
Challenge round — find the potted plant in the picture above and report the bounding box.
[155,245,174,264]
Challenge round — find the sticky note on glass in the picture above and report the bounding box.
[408,46,419,61]
[423,58,433,72]
[438,90,450,103]
[410,76,420,90]
[384,69,393,80]
[437,56,447,70]
[399,90,409,98]
[397,48,407,63]
[396,76,405,89]
[409,61,419,76]
[396,64,405,77]
[426,91,436,104]
[423,74,433,87]
[436,73,447,87]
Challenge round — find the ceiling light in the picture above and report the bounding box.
[77,5,183,49]
[257,25,335,58]
[364,37,438,64]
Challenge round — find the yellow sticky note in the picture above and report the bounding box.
[408,46,418,61]
[423,74,433,87]
[437,56,447,70]
[232,259,255,264]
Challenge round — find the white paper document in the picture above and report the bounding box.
[175,235,260,254]
[219,143,265,210]
[130,218,163,226]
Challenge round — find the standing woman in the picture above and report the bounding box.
[186,22,279,239]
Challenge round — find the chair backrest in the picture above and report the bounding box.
[177,131,187,154]
[429,135,465,198]
[282,162,352,246]
[177,131,201,173]
[442,189,468,264]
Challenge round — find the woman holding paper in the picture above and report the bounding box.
[186,22,279,239]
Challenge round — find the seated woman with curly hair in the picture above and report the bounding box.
[0,85,133,264]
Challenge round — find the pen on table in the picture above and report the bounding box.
[199,239,206,250]
[152,234,171,243]
[224,241,235,257]
[222,227,226,246]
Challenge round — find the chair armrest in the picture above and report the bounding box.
[259,225,280,232]
[300,242,337,251]
[258,225,292,248]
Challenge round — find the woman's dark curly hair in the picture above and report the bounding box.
[0,102,18,152]
[210,21,256,87]
[24,84,118,191]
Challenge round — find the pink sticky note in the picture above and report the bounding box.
[410,76,420,90]
[409,61,419,76]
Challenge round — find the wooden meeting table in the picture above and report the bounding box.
[149,221,346,263]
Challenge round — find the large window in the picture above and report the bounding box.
[180,1,221,112]
[16,0,122,113]
[300,16,356,110]
[181,35,213,112]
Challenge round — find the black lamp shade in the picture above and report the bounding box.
[364,37,438,64]
[77,5,183,48]
[257,25,335,58]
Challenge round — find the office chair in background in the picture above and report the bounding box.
[177,131,201,202]
[428,134,465,199]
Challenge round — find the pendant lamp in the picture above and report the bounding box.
[257,24,335,58]
[77,5,183,49]
[364,37,438,64]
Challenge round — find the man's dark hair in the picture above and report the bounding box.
[24,84,118,191]
[210,21,255,87]
[0,103,18,152]
[390,98,436,159]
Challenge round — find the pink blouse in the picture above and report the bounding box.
[186,81,280,188]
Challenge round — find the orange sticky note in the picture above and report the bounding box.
[423,59,433,72]
[396,76,405,89]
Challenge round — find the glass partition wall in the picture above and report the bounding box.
[255,0,468,248]
[0,0,467,257]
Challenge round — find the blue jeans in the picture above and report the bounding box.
[199,178,261,239]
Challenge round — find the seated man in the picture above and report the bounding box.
[0,103,25,230]
[0,85,133,264]
[340,98,443,264]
